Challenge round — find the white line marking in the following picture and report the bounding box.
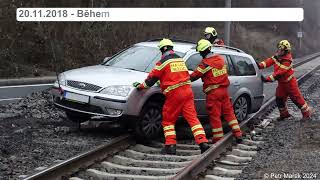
[0,83,53,89]
[0,98,22,101]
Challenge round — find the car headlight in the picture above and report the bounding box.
[54,73,66,86]
[100,85,133,97]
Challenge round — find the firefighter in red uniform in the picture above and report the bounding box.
[258,40,313,121]
[190,39,243,143]
[204,27,225,46]
[133,39,210,155]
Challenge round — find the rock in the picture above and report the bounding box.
[13,127,27,134]
[34,166,47,171]
[0,113,18,119]
[54,126,70,133]
[9,155,17,161]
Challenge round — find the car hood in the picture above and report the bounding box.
[63,65,148,87]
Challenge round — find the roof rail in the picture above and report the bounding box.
[213,45,245,53]
[146,38,196,44]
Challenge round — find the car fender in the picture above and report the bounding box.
[231,87,253,106]
[126,86,163,116]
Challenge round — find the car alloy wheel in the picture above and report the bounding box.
[136,101,163,140]
[141,107,162,137]
[234,96,249,122]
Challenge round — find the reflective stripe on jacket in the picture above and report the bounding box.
[140,50,191,95]
[259,52,294,83]
[190,53,230,94]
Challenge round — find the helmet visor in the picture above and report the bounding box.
[204,33,211,39]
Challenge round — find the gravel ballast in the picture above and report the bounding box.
[0,90,119,179]
[238,71,320,180]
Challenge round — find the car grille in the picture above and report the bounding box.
[54,98,105,115]
[67,80,102,92]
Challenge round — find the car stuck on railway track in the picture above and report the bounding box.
[51,39,264,139]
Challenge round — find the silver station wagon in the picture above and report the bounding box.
[51,39,264,138]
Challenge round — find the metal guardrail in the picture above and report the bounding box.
[173,52,320,180]
[0,76,56,86]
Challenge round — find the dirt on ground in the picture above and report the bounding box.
[0,90,121,180]
[238,72,320,180]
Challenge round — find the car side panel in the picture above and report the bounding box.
[191,78,207,116]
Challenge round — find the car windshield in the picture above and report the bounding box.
[103,45,184,72]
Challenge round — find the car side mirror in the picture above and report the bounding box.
[103,57,110,63]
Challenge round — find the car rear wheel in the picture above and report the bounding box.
[135,101,163,141]
[66,111,91,123]
[233,96,249,122]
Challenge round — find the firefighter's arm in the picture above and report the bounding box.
[190,62,211,82]
[271,60,292,80]
[258,56,276,69]
[133,62,162,90]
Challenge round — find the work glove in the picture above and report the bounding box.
[132,82,142,90]
[261,75,271,83]
[255,60,262,69]
[272,55,279,60]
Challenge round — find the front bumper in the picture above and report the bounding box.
[51,86,130,118]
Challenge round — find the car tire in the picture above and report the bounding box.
[66,111,91,123]
[135,101,163,142]
[233,95,250,122]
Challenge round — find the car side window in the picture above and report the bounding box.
[185,53,202,71]
[230,55,256,76]
[219,54,233,76]
[226,55,236,76]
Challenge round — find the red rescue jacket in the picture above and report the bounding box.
[214,39,225,46]
[139,50,191,95]
[190,53,230,94]
[259,52,294,83]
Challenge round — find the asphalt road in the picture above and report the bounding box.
[0,84,52,105]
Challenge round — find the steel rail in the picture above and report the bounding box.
[22,53,320,180]
[173,54,320,180]
[24,134,133,180]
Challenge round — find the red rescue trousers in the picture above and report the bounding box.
[162,85,208,145]
[206,87,242,143]
[276,78,311,118]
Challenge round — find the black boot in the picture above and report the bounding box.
[235,136,243,144]
[199,142,210,154]
[161,145,176,155]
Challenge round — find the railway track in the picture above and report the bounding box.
[23,53,320,180]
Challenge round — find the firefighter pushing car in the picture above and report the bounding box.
[190,39,243,144]
[133,38,210,155]
[258,40,313,121]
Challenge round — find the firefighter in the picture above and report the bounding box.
[133,38,210,155]
[204,27,225,46]
[190,39,243,144]
[258,40,313,121]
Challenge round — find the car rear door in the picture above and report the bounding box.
[229,55,262,102]
[185,53,207,116]
[223,55,239,102]
[185,53,236,116]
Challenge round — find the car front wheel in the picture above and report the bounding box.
[233,95,249,122]
[135,101,163,141]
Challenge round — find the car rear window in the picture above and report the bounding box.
[230,55,256,76]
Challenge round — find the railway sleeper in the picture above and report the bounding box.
[109,155,191,169]
[118,149,197,162]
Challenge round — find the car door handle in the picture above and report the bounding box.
[234,82,240,86]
